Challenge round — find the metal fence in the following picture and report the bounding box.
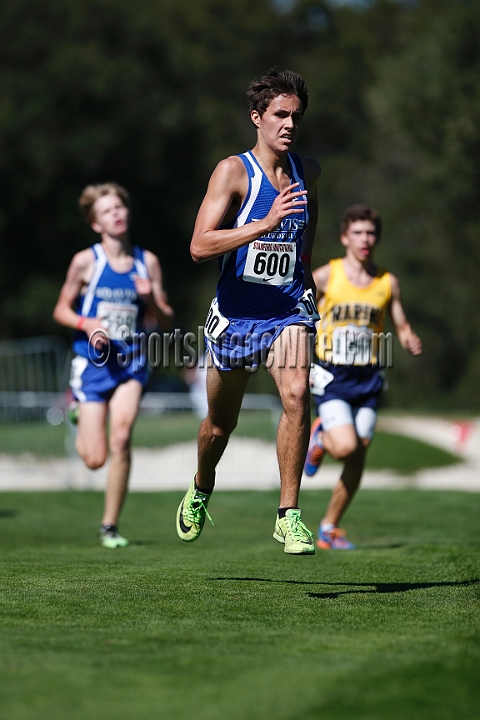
[0,335,280,458]
[0,336,69,422]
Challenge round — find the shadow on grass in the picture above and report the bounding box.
[213,577,479,600]
[358,543,405,549]
[0,510,17,519]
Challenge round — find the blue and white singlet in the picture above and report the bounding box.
[216,151,309,319]
[73,243,148,360]
[205,151,318,371]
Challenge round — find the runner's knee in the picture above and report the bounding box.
[281,379,310,416]
[78,442,107,469]
[109,423,132,456]
[207,416,237,440]
[328,436,358,461]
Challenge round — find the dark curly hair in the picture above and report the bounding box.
[246,68,309,117]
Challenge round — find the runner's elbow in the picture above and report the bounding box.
[190,239,210,263]
[190,247,203,263]
[52,304,63,324]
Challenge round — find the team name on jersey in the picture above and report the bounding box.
[95,287,137,302]
[256,217,305,241]
[330,303,383,325]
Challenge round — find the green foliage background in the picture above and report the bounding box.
[0,0,478,407]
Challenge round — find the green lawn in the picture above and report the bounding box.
[0,412,461,475]
[0,490,478,720]
[0,411,273,456]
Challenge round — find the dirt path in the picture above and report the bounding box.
[1,416,478,492]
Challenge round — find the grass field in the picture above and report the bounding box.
[0,490,478,720]
[0,412,461,475]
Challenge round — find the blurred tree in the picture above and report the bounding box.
[0,0,478,407]
[0,0,281,336]
[285,0,405,256]
[365,0,480,406]
[285,0,480,407]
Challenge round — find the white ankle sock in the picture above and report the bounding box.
[321,521,335,533]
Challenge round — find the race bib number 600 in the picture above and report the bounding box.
[243,241,295,285]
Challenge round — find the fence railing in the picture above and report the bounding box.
[0,390,281,414]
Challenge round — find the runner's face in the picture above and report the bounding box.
[91,194,129,237]
[341,220,378,261]
[252,94,303,153]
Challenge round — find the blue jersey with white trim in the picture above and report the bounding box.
[216,151,308,320]
[73,243,148,358]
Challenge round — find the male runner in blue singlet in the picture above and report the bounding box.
[53,183,174,548]
[176,69,321,554]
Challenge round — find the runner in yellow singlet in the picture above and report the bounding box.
[304,204,422,549]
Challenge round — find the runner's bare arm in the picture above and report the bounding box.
[190,156,308,263]
[52,249,101,337]
[312,263,331,304]
[389,274,422,355]
[135,251,175,331]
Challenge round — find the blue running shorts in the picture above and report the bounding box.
[70,353,150,403]
[206,314,315,372]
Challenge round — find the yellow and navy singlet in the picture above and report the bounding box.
[316,258,392,366]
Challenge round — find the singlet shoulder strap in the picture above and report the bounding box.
[81,244,108,316]
[133,246,149,279]
[92,242,106,261]
[324,258,343,294]
[218,152,263,274]
[376,266,392,302]
[289,153,308,225]
[238,151,256,178]
[288,153,305,183]
[235,152,263,228]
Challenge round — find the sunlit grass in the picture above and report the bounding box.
[0,490,478,720]
[0,412,461,475]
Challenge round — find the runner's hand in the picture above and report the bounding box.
[263,182,307,232]
[76,317,109,350]
[405,331,422,356]
[133,276,154,302]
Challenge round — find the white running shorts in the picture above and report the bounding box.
[319,399,377,440]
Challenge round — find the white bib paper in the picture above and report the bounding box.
[97,301,138,340]
[294,288,320,322]
[204,298,230,341]
[332,325,373,366]
[243,241,295,285]
[310,364,335,396]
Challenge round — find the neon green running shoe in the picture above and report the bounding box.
[176,476,214,542]
[273,509,315,555]
[99,525,129,549]
[67,401,80,426]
